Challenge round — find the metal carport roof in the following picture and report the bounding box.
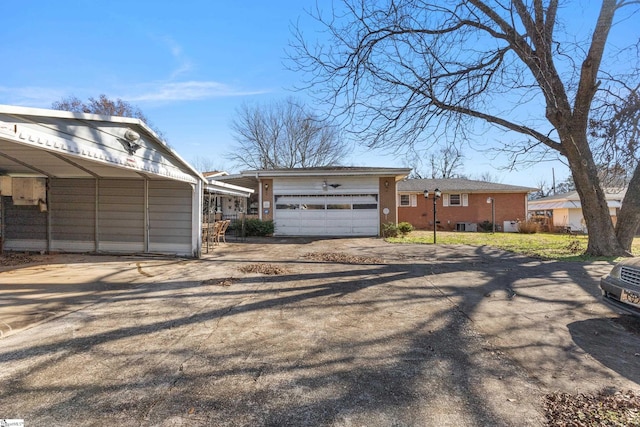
[0,104,204,183]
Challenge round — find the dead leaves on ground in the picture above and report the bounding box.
[238,264,288,275]
[202,277,238,286]
[233,251,384,277]
[0,252,36,266]
[544,389,640,426]
[303,252,384,264]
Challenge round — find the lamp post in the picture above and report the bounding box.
[424,188,442,244]
[486,197,495,233]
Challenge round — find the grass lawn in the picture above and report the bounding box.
[386,231,640,261]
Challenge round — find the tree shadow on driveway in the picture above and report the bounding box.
[0,239,637,426]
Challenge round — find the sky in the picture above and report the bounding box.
[1,1,631,188]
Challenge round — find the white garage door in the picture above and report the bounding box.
[274,194,379,236]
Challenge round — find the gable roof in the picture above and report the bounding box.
[0,104,204,184]
[528,189,626,210]
[398,178,536,193]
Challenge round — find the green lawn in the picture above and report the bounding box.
[386,231,640,261]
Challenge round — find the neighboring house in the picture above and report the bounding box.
[527,189,625,233]
[213,167,411,236]
[0,104,205,257]
[398,178,536,232]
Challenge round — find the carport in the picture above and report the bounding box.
[0,105,204,257]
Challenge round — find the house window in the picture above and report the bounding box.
[399,194,417,207]
[443,193,468,207]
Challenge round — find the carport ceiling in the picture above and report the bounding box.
[0,106,200,183]
[0,138,147,179]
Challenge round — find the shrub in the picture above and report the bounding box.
[478,220,497,232]
[382,222,399,238]
[233,218,274,237]
[397,222,414,236]
[517,221,539,234]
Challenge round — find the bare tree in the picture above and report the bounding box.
[228,98,350,169]
[428,145,465,179]
[52,94,166,140]
[476,171,502,183]
[590,83,640,249]
[190,156,224,174]
[291,1,640,256]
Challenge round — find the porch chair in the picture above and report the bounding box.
[215,220,231,244]
[210,220,224,245]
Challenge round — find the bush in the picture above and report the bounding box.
[382,222,399,238]
[517,221,539,234]
[478,220,497,232]
[397,222,414,236]
[233,218,274,237]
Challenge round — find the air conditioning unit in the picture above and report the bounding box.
[503,220,519,233]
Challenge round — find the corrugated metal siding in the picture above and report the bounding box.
[148,180,193,254]
[50,178,96,252]
[2,196,47,251]
[98,179,144,252]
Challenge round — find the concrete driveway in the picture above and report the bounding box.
[0,238,638,426]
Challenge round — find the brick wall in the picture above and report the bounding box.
[399,192,528,231]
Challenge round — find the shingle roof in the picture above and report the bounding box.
[398,178,536,193]
[527,188,627,210]
[528,188,626,203]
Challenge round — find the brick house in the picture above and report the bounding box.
[398,178,536,232]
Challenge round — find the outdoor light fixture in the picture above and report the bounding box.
[487,197,496,233]
[385,180,389,189]
[322,180,328,190]
[264,183,269,191]
[424,188,442,244]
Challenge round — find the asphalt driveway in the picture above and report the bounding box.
[0,238,638,426]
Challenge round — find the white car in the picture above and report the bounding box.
[600,258,640,317]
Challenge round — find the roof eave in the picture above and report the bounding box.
[242,168,412,178]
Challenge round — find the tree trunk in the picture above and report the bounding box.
[563,132,627,256]
[616,165,640,253]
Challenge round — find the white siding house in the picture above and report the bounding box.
[528,190,624,233]
[241,167,411,237]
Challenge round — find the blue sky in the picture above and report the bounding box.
[1,1,625,187]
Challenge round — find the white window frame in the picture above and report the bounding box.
[443,193,468,207]
[399,194,418,207]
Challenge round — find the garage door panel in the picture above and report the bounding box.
[299,211,325,219]
[274,194,378,236]
[276,223,302,234]
[354,211,378,220]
